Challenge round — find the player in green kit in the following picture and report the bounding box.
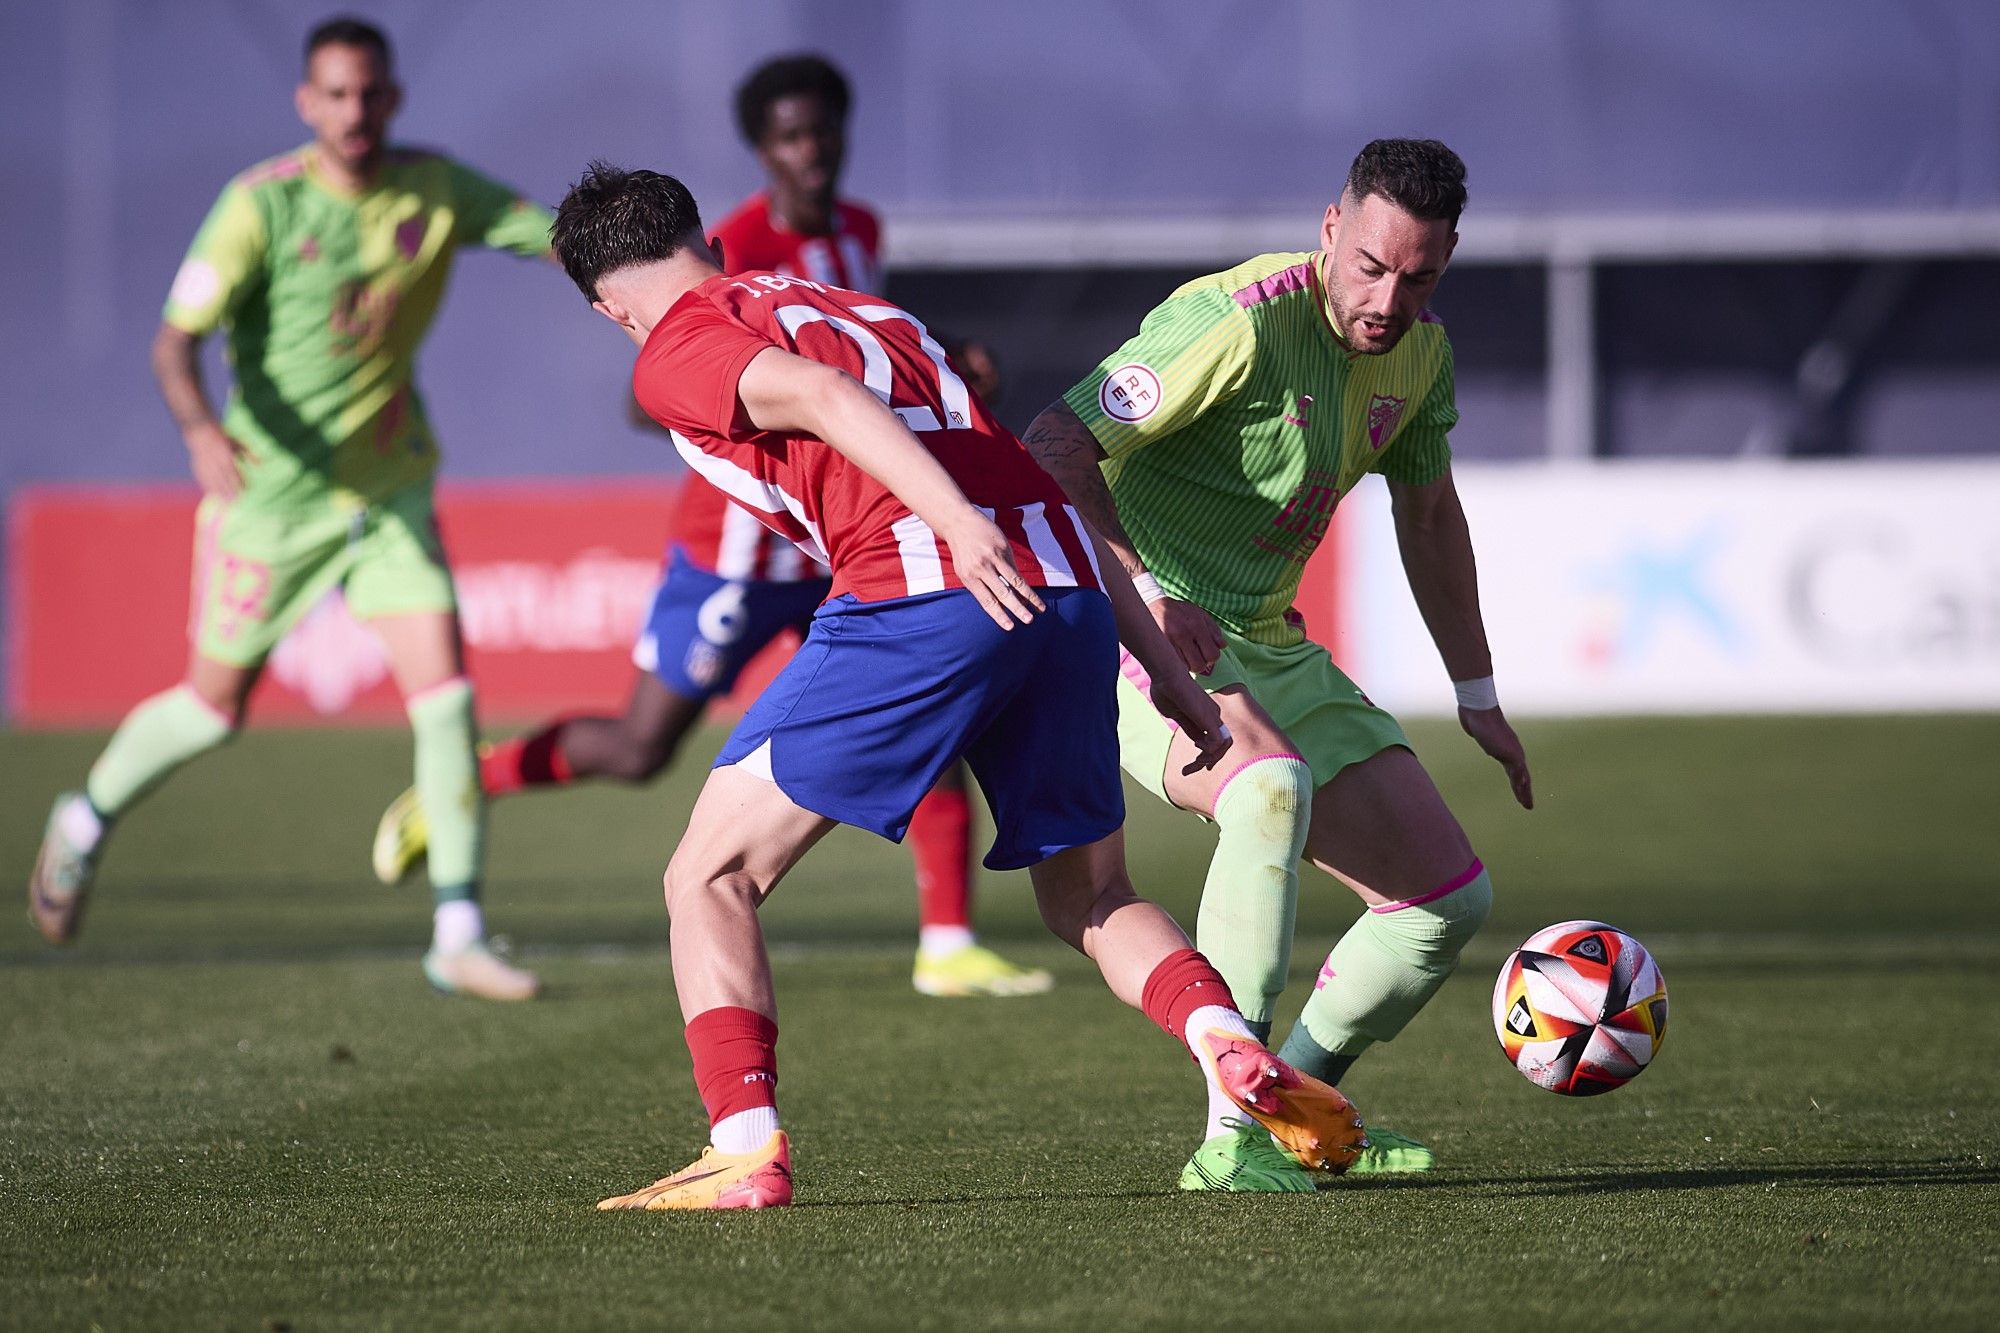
[1022,140,1534,1190]
[27,18,552,1001]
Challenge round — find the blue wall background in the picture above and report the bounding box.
[3,0,1997,494]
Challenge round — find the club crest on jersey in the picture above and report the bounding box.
[1099,363,1163,424]
[1367,394,1407,448]
[394,215,427,261]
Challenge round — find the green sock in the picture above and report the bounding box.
[407,677,484,906]
[1194,755,1312,1033]
[1279,866,1493,1085]
[85,686,236,819]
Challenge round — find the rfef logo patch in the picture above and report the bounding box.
[1099,363,1163,423]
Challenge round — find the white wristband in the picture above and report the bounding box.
[1130,571,1167,605]
[1453,675,1499,710]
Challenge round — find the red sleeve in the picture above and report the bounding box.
[632,299,775,443]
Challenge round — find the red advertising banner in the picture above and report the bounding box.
[8,481,1345,727]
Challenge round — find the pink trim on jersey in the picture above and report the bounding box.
[1233,263,1315,309]
[174,683,237,730]
[1368,857,1485,914]
[1211,751,1309,809]
[403,674,473,711]
[1417,308,1443,325]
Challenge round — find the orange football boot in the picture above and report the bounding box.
[596,1132,793,1211]
[1195,1029,1369,1173]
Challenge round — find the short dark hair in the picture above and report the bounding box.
[304,16,392,70]
[1343,139,1467,229]
[552,161,706,302]
[734,54,851,145]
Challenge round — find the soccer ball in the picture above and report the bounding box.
[1492,920,1667,1095]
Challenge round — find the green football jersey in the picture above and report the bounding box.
[1064,251,1457,646]
[164,144,553,510]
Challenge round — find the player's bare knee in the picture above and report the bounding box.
[1033,872,1137,946]
[662,864,764,917]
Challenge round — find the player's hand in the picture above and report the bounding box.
[941,509,1044,630]
[1153,596,1226,677]
[1150,672,1234,774]
[185,422,250,500]
[1460,705,1534,809]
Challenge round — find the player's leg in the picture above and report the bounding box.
[1120,644,1316,1083]
[907,763,1054,998]
[367,607,535,1001]
[351,486,535,1000]
[597,722,839,1207]
[1023,832,1363,1178]
[30,497,324,944]
[968,591,1361,1180]
[30,651,253,945]
[597,763,834,1212]
[1279,746,1489,1090]
[493,670,705,788]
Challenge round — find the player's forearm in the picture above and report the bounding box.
[1021,403,1147,580]
[1393,477,1495,683]
[1081,522,1183,683]
[151,324,223,440]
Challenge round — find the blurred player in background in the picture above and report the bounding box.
[371,54,1043,1000]
[1022,139,1533,1190]
[550,164,1365,1210]
[28,17,550,1001]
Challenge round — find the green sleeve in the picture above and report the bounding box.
[1061,286,1256,461]
[447,159,554,257]
[1374,335,1457,485]
[162,182,267,334]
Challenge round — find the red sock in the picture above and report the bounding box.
[479,723,574,798]
[684,1007,779,1126]
[1140,948,1240,1043]
[907,784,972,929]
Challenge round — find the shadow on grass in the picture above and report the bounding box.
[1332,1159,2000,1196]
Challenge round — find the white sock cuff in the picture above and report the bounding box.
[711,1106,781,1155]
[431,900,484,955]
[918,925,975,958]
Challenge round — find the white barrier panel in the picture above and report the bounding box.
[1340,461,2000,716]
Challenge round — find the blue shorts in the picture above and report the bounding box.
[714,586,1125,871]
[633,546,833,700]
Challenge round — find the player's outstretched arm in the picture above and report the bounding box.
[735,346,1043,629]
[152,323,248,500]
[1022,402,1226,675]
[1389,468,1533,808]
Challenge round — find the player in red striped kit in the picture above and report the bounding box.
[551,164,1367,1209]
[370,56,1038,998]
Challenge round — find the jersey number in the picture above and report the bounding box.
[775,304,972,433]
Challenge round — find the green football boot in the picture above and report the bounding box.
[1345,1125,1435,1174]
[1178,1120,1317,1193]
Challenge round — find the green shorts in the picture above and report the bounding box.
[1116,631,1408,804]
[189,484,456,667]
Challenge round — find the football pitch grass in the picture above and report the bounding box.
[3,715,1995,1330]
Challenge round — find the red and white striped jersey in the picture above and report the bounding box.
[709,192,883,293]
[667,194,886,580]
[666,470,825,582]
[635,271,1102,606]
